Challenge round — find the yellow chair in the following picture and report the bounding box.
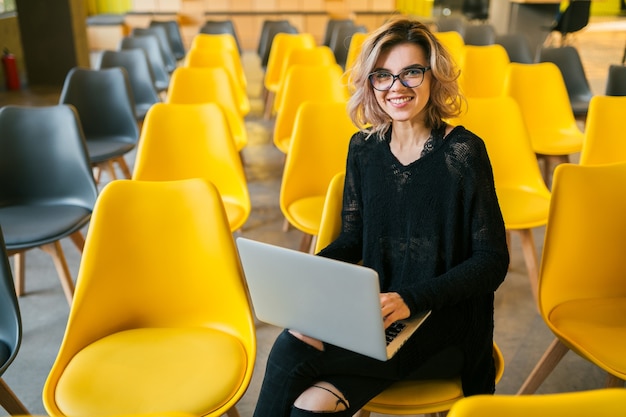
[190,33,239,54]
[434,31,465,70]
[42,178,256,417]
[280,101,358,252]
[455,96,551,303]
[314,174,505,417]
[133,103,250,233]
[345,31,368,71]
[579,95,626,166]
[517,162,626,394]
[460,44,510,98]
[448,388,626,417]
[271,45,338,116]
[273,64,350,154]
[166,66,247,151]
[504,62,585,185]
[184,47,250,116]
[262,32,316,118]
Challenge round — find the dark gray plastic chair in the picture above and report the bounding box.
[463,24,496,46]
[0,105,98,305]
[435,16,466,37]
[605,64,626,96]
[99,49,162,121]
[258,20,298,69]
[496,33,534,63]
[150,20,186,61]
[462,0,490,21]
[0,226,29,415]
[323,18,353,47]
[132,26,177,73]
[547,0,592,46]
[59,67,139,183]
[329,22,367,69]
[538,46,593,118]
[199,20,242,54]
[120,35,170,92]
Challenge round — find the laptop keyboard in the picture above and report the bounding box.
[385,321,406,345]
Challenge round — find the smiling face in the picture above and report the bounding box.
[371,42,431,125]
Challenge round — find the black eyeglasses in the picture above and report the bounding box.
[368,66,431,91]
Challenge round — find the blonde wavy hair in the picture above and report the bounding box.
[347,17,463,139]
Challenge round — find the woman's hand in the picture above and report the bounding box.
[380,292,410,329]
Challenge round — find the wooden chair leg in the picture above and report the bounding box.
[299,233,313,253]
[517,228,539,305]
[0,378,29,416]
[69,230,86,252]
[40,241,75,305]
[263,90,275,120]
[11,252,25,296]
[225,406,240,417]
[517,338,569,395]
[115,156,132,179]
[605,373,625,388]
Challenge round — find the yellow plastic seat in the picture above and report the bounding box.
[133,103,250,232]
[434,31,465,70]
[314,174,505,417]
[166,66,247,151]
[345,31,368,71]
[455,96,551,303]
[262,32,316,117]
[271,45,337,115]
[273,64,349,154]
[517,162,626,394]
[504,62,585,185]
[190,33,239,54]
[184,47,250,116]
[579,95,626,166]
[448,388,626,417]
[42,178,256,417]
[280,101,357,252]
[460,44,510,98]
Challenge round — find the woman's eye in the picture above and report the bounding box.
[376,72,392,80]
[404,69,422,77]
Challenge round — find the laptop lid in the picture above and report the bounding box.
[236,237,430,361]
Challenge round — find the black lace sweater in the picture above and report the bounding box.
[317,125,509,396]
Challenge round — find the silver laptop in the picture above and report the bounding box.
[236,237,431,361]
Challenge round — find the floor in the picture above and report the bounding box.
[1,15,625,417]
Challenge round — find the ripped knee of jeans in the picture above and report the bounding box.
[293,381,350,412]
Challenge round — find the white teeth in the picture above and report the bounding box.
[389,97,412,104]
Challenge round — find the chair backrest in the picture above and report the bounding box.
[455,96,550,200]
[264,32,317,92]
[280,101,357,233]
[605,64,626,96]
[462,0,490,21]
[98,49,161,121]
[503,62,580,145]
[150,20,186,60]
[190,32,239,53]
[132,26,177,73]
[345,31,368,71]
[42,177,256,416]
[447,388,626,417]
[59,67,139,144]
[463,24,496,46]
[539,162,626,317]
[434,31,466,70]
[0,104,98,211]
[579,95,626,165]
[460,44,510,98]
[323,18,353,47]
[258,20,298,69]
[199,19,242,54]
[329,23,368,68]
[554,0,592,36]
[314,171,346,253]
[495,33,534,64]
[183,48,249,116]
[166,66,247,151]
[538,46,593,117]
[119,35,170,91]
[272,64,350,154]
[0,226,21,376]
[435,16,466,36]
[133,103,250,231]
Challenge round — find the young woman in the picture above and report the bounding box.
[252,17,509,417]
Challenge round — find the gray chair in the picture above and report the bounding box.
[329,22,368,69]
[59,67,139,183]
[546,0,592,46]
[605,64,626,96]
[323,18,354,47]
[120,35,170,92]
[463,23,496,45]
[435,16,466,37]
[132,26,177,73]
[199,20,242,54]
[258,20,298,69]
[538,46,593,118]
[495,33,534,63]
[150,20,186,61]
[0,104,98,305]
[462,0,490,21]
[0,226,29,416]
[98,49,162,121]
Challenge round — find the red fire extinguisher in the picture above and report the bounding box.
[2,48,21,91]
